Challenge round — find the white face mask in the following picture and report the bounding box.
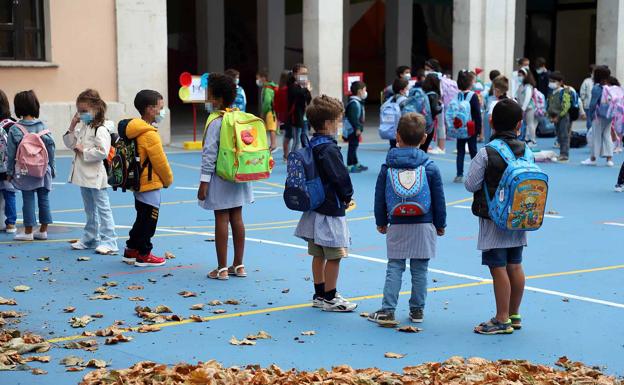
[205,102,214,112]
[424,71,431,77]
[548,82,559,90]
[256,79,263,87]
[403,73,412,81]
[297,74,308,83]
[361,91,368,100]
[154,108,166,124]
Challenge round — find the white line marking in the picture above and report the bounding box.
[604,222,624,227]
[52,182,66,185]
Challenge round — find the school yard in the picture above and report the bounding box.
[1,132,623,384]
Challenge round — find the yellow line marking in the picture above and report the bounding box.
[257,180,285,189]
[526,264,624,280]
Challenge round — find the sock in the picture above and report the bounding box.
[313,283,325,298]
[324,288,337,301]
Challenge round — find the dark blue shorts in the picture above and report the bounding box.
[482,246,523,268]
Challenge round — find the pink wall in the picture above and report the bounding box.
[0,0,118,103]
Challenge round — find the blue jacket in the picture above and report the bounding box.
[588,84,603,127]
[312,134,353,217]
[374,147,446,228]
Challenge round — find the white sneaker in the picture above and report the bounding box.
[606,160,615,167]
[614,185,624,193]
[312,297,325,308]
[71,241,89,250]
[95,245,118,255]
[33,231,47,240]
[322,293,357,312]
[581,158,597,166]
[5,226,17,234]
[14,232,34,241]
[428,147,445,155]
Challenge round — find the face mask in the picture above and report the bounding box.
[205,102,214,112]
[297,74,308,83]
[235,78,240,85]
[518,76,525,83]
[256,79,263,87]
[536,67,546,74]
[424,71,431,77]
[403,73,412,81]
[361,91,368,100]
[80,112,93,124]
[154,108,166,124]
[522,65,530,71]
[548,82,558,90]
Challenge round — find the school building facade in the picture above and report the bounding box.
[0,0,622,145]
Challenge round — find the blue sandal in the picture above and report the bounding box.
[474,318,514,335]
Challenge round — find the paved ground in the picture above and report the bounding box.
[1,130,623,384]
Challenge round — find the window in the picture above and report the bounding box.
[0,0,45,61]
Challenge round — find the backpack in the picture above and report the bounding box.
[97,125,119,175]
[378,95,404,140]
[0,119,13,176]
[108,119,147,192]
[14,124,50,178]
[568,87,580,121]
[440,77,459,106]
[385,160,432,219]
[484,139,549,231]
[597,85,624,120]
[445,91,475,139]
[403,87,433,133]
[426,91,442,118]
[532,88,546,117]
[274,85,293,124]
[570,131,588,148]
[342,99,359,139]
[204,110,273,183]
[283,134,334,212]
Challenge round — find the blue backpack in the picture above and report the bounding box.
[342,99,359,138]
[283,134,333,212]
[385,160,432,218]
[378,95,405,140]
[484,139,549,231]
[445,91,474,139]
[403,87,433,132]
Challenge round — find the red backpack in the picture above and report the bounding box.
[273,85,293,124]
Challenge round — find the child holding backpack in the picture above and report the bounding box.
[0,90,17,234]
[379,78,409,149]
[368,113,446,326]
[122,90,173,266]
[583,65,615,167]
[198,73,254,280]
[63,89,118,255]
[465,99,542,335]
[293,95,357,312]
[6,90,55,241]
[344,81,367,173]
[547,71,573,163]
[256,68,278,151]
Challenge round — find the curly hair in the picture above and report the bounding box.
[306,95,344,132]
[77,89,107,128]
[208,73,237,108]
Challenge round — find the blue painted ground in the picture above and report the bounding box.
[1,136,623,384]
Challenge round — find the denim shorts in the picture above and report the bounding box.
[482,246,523,268]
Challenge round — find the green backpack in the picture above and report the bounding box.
[203,109,274,183]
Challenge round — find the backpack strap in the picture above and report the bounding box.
[465,91,475,103]
[201,110,226,146]
[486,139,517,165]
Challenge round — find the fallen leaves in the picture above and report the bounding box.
[104,334,132,345]
[36,257,50,261]
[301,330,316,336]
[246,331,271,340]
[0,297,17,305]
[69,315,93,328]
[61,355,108,369]
[224,299,240,305]
[229,336,256,346]
[127,285,144,291]
[77,256,91,261]
[137,325,161,333]
[190,304,204,310]
[207,300,222,306]
[128,297,144,301]
[31,368,47,375]
[384,352,406,359]
[153,305,172,314]
[178,291,197,298]
[397,326,423,333]
[0,330,51,371]
[63,306,76,313]
[103,281,118,287]
[164,251,176,259]
[212,309,227,314]
[13,285,30,292]
[89,294,120,301]
[64,340,98,352]
[189,315,203,322]
[24,355,50,362]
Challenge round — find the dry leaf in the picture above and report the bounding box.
[164,251,176,259]
[178,291,197,298]
[93,287,107,294]
[359,312,369,318]
[31,368,47,375]
[60,355,84,366]
[0,297,17,305]
[246,331,271,340]
[148,278,157,283]
[63,306,76,313]
[129,297,145,301]
[190,304,204,310]
[301,330,316,336]
[281,289,290,294]
[77,256,91,261]
[24,355,51,363]
[207,300,222,306]
[85,359,107,368]
[0,310,22,318]
[36,257,50,261]
[189,315,203,322]
[81,331,95,337]
[384,352,406,359]
[127,285,144,290]
[212,309,227,314]
[69,315,93,328]
[66,366,84,372]
[137,325,161,333]
[89,294,120,301]
[13,285,31,292]
[154,305,172,314]
[103,281,118,287]
[229,336,256,346]
[92,313,104,319]
[95,326,122,337]
[397,326,423,333]
[104,334,132,345]
[224,299,240,305]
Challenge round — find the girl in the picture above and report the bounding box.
[454,70,482,183]
[7,90,55,241]
[198,73,253,280]
[421,73,442,153]
[63,89,118,254]
[516,68,538,147]
[481,70,501,142]
[583,65,614,167]
[0,90,17,233]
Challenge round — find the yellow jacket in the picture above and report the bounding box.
[125,119,173,192]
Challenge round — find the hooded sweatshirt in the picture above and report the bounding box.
[374,147,446,228]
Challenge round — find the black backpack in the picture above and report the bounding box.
[108,119,151,192]
[570,131,587,148]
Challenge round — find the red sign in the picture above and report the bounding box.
[343,72,364,96]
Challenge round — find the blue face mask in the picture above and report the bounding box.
[80,112,93,124]
[154,108,166,124]
[205,102,214,112]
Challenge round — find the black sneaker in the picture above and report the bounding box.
[409,308,424,323]
[356,164,368,172]
[367,310,398,326]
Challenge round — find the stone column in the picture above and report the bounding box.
[596,0,624,82]
[116,0,170,143]
[196,0,225,73]
[343,0,350,74]
[302,0,344,99]
[514,0,526,63]
[258,0,285,82]
[385,0,413,83]
[452,0,516,80]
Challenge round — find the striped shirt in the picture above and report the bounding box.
[464,148,527,251]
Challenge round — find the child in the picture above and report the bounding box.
[583,66,615,167]
[464,99,527,335]
[421,74,442,153]
[344,81,367,173]
[122,90,173,266]
[515,68,538,147]
[0,90,16,233]
[6,90,55,241]
[63,89,118,255]
[454,70,482,183]
[256,68,278,151]
[368,113,446,325]
[547,71,573,163]
[284,63,312,158]
[294,95,356,312]
[580,64,595,113]
[383,66,411,102]
[388,78,410,149]
[225,69,247,112]
[481,70,502,142]
[198,73,253,280]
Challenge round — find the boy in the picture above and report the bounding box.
[123,90,174,267]
[294,95,356,312]
[368,113,446,326]
[383,66,411,102]
[464,99,526,335]
[344,81,368,173]
[284,63,312,158]
[546,71,572,162]
[387,78,410,149]
[225,69,246,112]
[256,68,278,151]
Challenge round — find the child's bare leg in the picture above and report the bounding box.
[39,224,48,232]
[507,264,525,315]
[489,266,511,323]
[312,256,325,285]
[214,209,230,270]
[324,259,341,292]
[229,206,245,271]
